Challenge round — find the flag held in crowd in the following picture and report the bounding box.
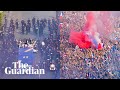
[59,12,63,23]
[69,11,103,50]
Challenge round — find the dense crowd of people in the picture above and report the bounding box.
[60,11,120,79]
[0,11,119,79]
[0,15,60,78]
[0,24,18,75]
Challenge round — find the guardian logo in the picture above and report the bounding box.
[4,60,45,75]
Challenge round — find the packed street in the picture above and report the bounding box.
[0,11,60,79]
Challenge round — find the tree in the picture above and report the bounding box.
[0,11,4,28]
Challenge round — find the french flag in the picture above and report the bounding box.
[59,12,63,29]
[59,12,63,21]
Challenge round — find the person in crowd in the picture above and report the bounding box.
[26,23,29,35]
[27,18,31,33]
[15,19,19,29]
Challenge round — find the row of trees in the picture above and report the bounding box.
[0,11,4,30]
